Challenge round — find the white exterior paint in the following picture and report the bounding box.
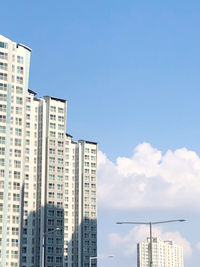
[0,35,97,267]
[137,237,184,267]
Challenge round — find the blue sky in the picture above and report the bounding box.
[2,0,200,266]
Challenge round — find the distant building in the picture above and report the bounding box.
[0,34,97,267]
[137,237,184,267]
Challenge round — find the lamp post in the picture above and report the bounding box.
[42,227,61,267]
[117,219,186,267]
[89,255,114,267]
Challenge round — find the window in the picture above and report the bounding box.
[26,139,30,145]
[16,107,22,114]
[0,125,5,133]
[16,86,23,94]
[49,192,54,198]
[47,246,54,253]
[0,158,4,166]
[56,238,62,245]
[85,169,89,174]
[50,131,55,137]
[57,193,63,199]
[49,166,55,172]
[50,106,56,112]
[12,216,19,224]
[57,167,63,173]
[49,140,55,146]
[57,132,63,139]
[56,257,62,263]
[15,128,22,136]
[48,219,54,226]
[17,56,23,64]
[58,141,63,147]
[0,42,8,49]
[0,93,6,101]
[15,138,21,146]
[0,73,7,81]
[14,160,21,168]
[49,174,55,180]
[57,175,63,181]
[17,66,23,74]
[0,136,5,144]
[26,105,30,111]
[50,114,56,120]
[0,147,5,155]
[58,124,64,130]
[0,83,7,91]
[57,202,63,208]
[11,239,18,247]
[47,256,53,263]
[48,183,54,189]
[48,210,54,217]
[56,211,63,217]
[16,76,23,85]
[58,149,63,156]
[58,116,64,122]
[25,165,29,171]
[57,158,63,164]
[11,251,18,259]
[0,52,8,60]
[56,247,62,254]
[50,123,56,129]
[16,96,23,104]
[58,107,64,113]
[57,184,63,190]
[14,172,20,180]
[15,117,22,125]
[13,204,20,212]
[0,62,8,70]
[0,115,6,122]
[13,193,20,201]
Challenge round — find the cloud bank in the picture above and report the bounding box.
[98,143,200,210]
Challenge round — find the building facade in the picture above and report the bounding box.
[0,34,97,267]
[137,237,184,267]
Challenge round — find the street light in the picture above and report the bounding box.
[117,219,186,267]
[89,255,114,267]
[42,227,61,267]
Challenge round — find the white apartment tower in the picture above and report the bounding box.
[137,237,184,267]
[0,34,97,267]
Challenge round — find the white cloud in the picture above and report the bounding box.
[98,143,200,210]
[109,225,192,258]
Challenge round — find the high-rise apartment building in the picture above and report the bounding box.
[0,34,97,267]
[137,237,184,267]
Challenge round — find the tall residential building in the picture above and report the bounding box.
[137,237,184,267]
[0,34,97,267]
